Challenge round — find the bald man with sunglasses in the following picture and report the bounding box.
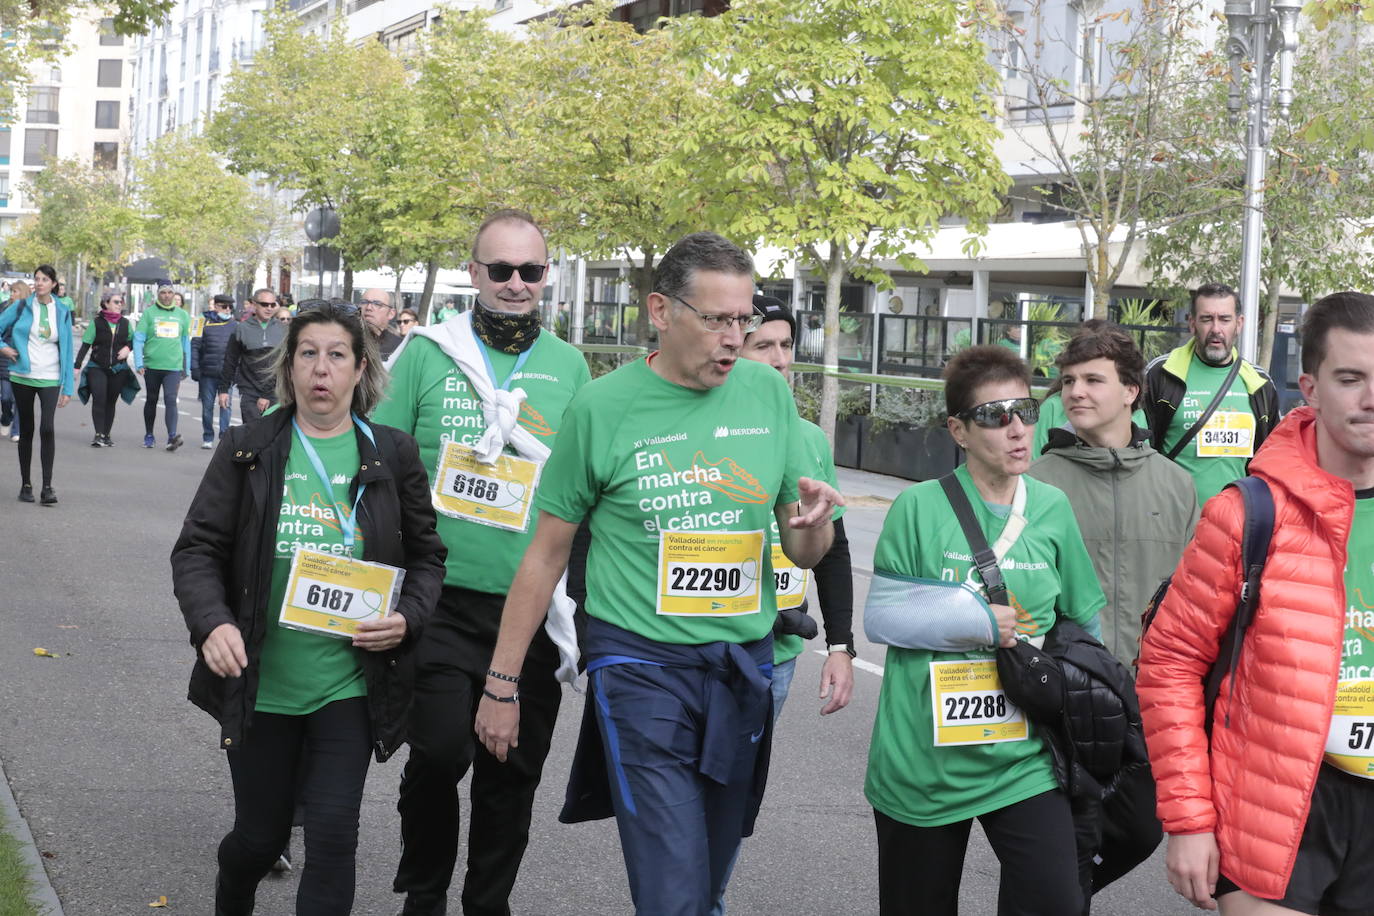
[373,209,591,916]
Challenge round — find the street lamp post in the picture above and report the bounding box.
[1225,0,1302,364]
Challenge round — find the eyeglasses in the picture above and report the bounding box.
[297,298,361,318]
[474,260,547,284]
[398,317,417,326]
[669,294,764,334]
[359,298,392,309]
[956,397,1040,429]
[252,299,278,307]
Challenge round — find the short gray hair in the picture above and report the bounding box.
[653,233,754,302]
[270,301,387,416]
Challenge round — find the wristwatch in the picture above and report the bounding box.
[827,643,857,658]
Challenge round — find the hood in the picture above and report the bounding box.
[1249,406,1354,521]
[1040,423,1156,473]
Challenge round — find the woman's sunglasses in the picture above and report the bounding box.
[955,397,1039,429]
[297,298,361,318]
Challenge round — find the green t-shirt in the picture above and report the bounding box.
[256,428,367,715]
[1326,492,1374,776]
[136,304,191,371]
[1162,352,1255,505]
[536,356,803,646]
[865,466,1106,827]
[773,419,845,665]
[372,331,591,594]
[1032,391,1149,459]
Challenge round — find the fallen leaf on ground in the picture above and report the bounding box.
[32,648,59,658]
[149,896,168,908]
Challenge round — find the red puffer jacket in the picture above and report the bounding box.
[1137,407,1355,900]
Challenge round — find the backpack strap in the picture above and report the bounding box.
[939,473,1008,606]
[1165,355,1244,460]
[1202,475,1275,734]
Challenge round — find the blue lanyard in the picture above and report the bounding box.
[471,322,536,391]
[291,414,376,550]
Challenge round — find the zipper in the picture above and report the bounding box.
[1109,449,1122,658]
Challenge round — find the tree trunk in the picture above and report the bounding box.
[818,249,845,446]
[392,268,404,311]
[419,258,439,324]
[632,250,654,346]
[1090,242,1111,320]
[1259,281,1282,373]
[342,265,354,300]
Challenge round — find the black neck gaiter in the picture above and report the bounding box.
[473,301,541,354]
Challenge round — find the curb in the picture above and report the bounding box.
[0,756,64,916]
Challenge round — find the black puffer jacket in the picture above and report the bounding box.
[1043,621,1162,900]
[170,408,447,761]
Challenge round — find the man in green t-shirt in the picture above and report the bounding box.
[374,209,591,916]
[133,282,192,451]
[1143,282,1279,505]
[1138,291,1374,913]
[474,233,842,916]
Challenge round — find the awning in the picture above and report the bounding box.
[124,257,171,284]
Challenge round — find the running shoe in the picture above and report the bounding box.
[143,434,155,448]
[91,436,104,448]
[18,483,33,503]
[101,435,114,447]
[39,486,57,506]
[167,434,184,452]
[201,438,214,450]
[9,434,17,442]
[272,844,292,873]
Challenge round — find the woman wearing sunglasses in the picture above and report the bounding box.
[74,291,136,447]
[171,300,446,915]
[863,345,1105,916]
[396,308,419,334]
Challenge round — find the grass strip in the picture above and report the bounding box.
[0,806,41,916]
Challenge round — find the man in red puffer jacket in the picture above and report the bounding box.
[1138,290,1374,914]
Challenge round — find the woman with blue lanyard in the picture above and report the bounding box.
[171,300,447,915]
[863,345,1105,915]
[0,265,76,506]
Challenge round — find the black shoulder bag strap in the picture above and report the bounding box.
[1165,354,1244,460]
[939,473,1007,606]
[1202,475,1275,735]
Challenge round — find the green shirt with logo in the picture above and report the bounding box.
[1162,352,1255,505]
[865,466,1105,827]
[773,418,845,665]
[536,356,803,646]
[136,304,191,372]
[372,331,590,595]
[257,429,367,715]
[1326,492,1374,776]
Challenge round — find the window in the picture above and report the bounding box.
[0,130,9,165]
[1001,12,1024,79]
[97,59,122,88]
[195,16,204,72]
[179,23,188,80]
[1079,21,1101,88]
[0,175,9,207]
[191,82,199,125]
[99,17,123,45]
[93,141,118,170]
[26,87,59,124]
[178,88,185,125]
[95,100,120,129]
[24,130,58,166]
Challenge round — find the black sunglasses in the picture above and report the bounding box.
[474,260,546,283]
[251,299,278,307]
[297,298,361,318]
[956,397,1039,429]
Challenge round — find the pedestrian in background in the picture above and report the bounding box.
[0,279,27,441]
[74,290,136,448]
[0,265,76,505]
[396,308,419,336]
[219,289,286,425]
[191,294,238,448]
[171,301,446,916]
[134,282,192,451]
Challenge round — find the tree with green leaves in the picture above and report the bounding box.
[673,0,1009,441]
[1143,33,1374,368]
[208,9,412,298]
[1,158,142,310]
[137,132,267,290]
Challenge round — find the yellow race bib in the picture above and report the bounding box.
[155,320,181,339]
[1325,679,1374,778]
[770,542,809,610]
[278,547,403,639]
[656,530,764,617]
[432,441,541,533]
[1196,410,1255,458]
[929,658,1028,746]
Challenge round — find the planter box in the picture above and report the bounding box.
[859,422,963,482]
[833,414,864,470]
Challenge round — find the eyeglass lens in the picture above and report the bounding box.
[481,262,546,283]
[968,398,1038,428]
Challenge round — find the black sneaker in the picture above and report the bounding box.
[18,484,33,503]
[91,436,104,448]
[39,486,57,506]
[166,434,184,452]
[400,893,446,916]
[271,843,292,873]
[101,434,115,447]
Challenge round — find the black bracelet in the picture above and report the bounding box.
[486,668,521,684]
[482,687,519,704]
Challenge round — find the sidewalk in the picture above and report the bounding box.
[835,464,912,504]
[0,756,63,916]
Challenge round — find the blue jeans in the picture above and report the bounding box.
[199,378,232,441]
[0,377,17,437]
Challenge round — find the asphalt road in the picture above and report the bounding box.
[0,385,1197,915]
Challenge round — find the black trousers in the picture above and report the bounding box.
[12,381,59,488]
[393,586,562,915]
[874,789,1084,916]
[86,366,124,436]
[216,696,372,916]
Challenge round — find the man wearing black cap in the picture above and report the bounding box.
[191,293,238,448]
